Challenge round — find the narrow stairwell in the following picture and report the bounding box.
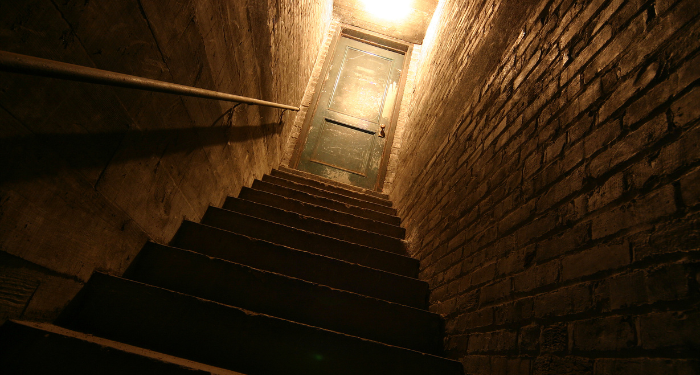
[0,166,464,375]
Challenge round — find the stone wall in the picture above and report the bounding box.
[0,0,332,323]
[390,0,700,373]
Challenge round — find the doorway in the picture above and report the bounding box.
[292,28,410,191]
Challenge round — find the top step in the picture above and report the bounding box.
[262,175,397,216]
[276,166,390,202]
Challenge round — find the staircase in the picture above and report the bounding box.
[0,166,464,375]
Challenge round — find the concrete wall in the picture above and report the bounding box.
[282,19,340,167]
[0,0,332,324]
[391,0,700,373]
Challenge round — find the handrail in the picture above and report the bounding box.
[0,50,299,111]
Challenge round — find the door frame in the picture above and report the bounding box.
[290,25,413,192]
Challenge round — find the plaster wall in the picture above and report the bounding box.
[0,0,332,323]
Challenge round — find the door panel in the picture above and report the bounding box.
[310,119,374,176]
[328,47,393,123]
[297,35,405,190]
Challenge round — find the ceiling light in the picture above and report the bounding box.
[361,0,412,21]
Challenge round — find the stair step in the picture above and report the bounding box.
[0,320,243,375]
[170,221,428,308]
[221,197,406,255]
[124,243,442,354]
[262,174,397,215]
[279,166,390,200]
[200,207,416,276]
[237,188,405,238]
[58,274,463,375]
[252,180,401,225]
[271,168,392,207]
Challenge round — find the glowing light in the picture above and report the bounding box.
[361,0,413,21]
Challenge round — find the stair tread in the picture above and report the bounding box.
[222,197,405,253]
[237,187,405,238]
[271,169,393,207]
[263,174,397,215]
[171,221,428,308]
[59,274,463,375]
[0,320,245,375]
[222,197,405,254]
[252,180,401,225]
[279,166,389,200]
[200,207,416,277]
[3,167,457,374]
[124,242,442,353]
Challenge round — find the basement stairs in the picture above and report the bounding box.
[0,166,464,375]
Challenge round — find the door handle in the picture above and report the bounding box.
[379,124,386,138]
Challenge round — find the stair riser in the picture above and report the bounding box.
[252,180,401,225]
[125,243,442,354]
[200,207,417,277]
[271,169,392,206]
[170,221,428,308]
[221,198,406,255]
[59,274,464,375]
[262,175,396,215]
[236,189,405,238]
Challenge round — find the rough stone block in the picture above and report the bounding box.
[583,120,621,159]
[467,329,518,354]
[534,283,592,318]
[594,358,700,375]
[609,270,647,310]
[587,172,624,212]
[493,298,534,325]
[571,315,637,351]
[639,310,700,353]
[680,167,700,207]
[534,355,594,375]
[512,260,560,293]
[540,323,567,353]
[479,278,513,305]
[671,86,700,128]
[590,114,668,179]
[646,262,692,303]
[536,223,591,262]
[591,184,676,239]
[561,239,630,281]
[633,211,700,260]
[460,307,494,331]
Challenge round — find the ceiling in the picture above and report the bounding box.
[333,0,440,44]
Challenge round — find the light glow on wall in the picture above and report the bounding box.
[361,0,413,21]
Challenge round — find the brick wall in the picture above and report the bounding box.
[390,0,700,373]
[0,0,332,323]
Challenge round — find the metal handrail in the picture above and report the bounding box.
[0,50,299,111]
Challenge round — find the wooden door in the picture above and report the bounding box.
[296,35,405,190]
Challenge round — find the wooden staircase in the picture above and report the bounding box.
[0,166,464,375]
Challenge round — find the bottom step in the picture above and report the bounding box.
[0,320,243,375]
[59,273,463,375]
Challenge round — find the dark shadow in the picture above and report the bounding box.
[0,120,283,184]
